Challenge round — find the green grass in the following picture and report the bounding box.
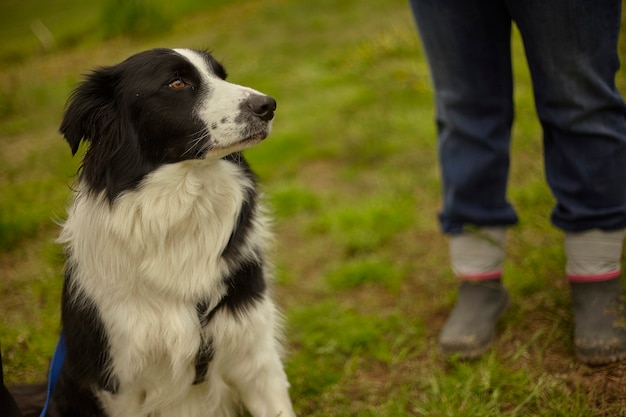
[1,0,626,415]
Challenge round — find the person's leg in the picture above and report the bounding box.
[409,0,513,358]
[509,0,626,364]
[508,0,626,233]
[409,0,518,235]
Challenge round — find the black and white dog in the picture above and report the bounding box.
[49,48,295,417]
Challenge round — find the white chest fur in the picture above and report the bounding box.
[59,159,271,413]
[61,159,254,299]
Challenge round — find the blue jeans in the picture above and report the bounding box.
[409,0,626,234]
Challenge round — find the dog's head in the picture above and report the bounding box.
[60,48,276,201]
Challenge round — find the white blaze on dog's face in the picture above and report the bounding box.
[173,48,276,160]
[173,48,276,159]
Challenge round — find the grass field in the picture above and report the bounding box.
[1,0,626,415]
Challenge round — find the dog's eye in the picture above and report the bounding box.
[169,79,187,89]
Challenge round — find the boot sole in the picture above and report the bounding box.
[576,347,626,366]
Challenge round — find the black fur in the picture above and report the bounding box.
[221,156,258,264]
[47,271,117,416]
[222,260,267,318]
[60,270,118,394]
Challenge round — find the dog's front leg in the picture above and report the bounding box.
[217,304,296,417]
[231,354,296,417]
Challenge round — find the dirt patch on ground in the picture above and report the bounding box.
[578,362,626,414]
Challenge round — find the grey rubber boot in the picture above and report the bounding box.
[570,277,626,365]
[439,280,509,359]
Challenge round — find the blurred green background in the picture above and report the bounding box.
[1,1,625,415]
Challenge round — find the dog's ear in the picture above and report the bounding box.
[60,67,117,156]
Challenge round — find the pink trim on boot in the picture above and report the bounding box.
[457,270,502,281]
[568,270,621,283]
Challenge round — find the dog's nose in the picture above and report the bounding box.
[245,95,277,122]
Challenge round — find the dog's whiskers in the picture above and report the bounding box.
[183,128,212,157]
